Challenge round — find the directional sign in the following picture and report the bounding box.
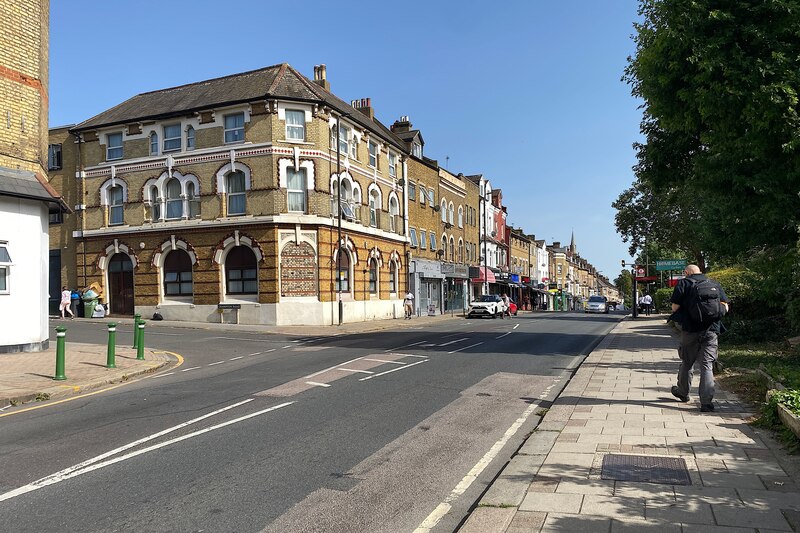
[656,259,687,271]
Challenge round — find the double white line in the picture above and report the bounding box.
[0,399,293,502]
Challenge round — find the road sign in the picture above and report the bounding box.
[636,266,645,277]
[656,259,687,271]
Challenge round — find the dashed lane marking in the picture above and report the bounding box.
[181,366,201,372]
[437,338,469,347]
[448,342,484,354]
[495,332,511,339]
[335,368,374,374]
[384,340,426,352]
[305,381,331,388]
[229,356,244,361]
[208,361,225,366]
[359,359,428,381]
[363,358,406,365]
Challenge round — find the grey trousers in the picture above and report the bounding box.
[676,329,719,404]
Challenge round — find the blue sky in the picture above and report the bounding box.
[50,0,642,282]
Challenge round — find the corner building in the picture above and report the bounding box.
[53,64,409,325]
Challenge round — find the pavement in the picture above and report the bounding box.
[460,316,800,533]
[4,312,799,532]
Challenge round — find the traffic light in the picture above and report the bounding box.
[621,259,626,267]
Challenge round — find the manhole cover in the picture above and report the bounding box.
[601,454,691,485]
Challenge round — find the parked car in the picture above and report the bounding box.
[467,294,506,319]
[585,295,609,314]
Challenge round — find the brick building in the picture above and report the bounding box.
[49,64,411,325]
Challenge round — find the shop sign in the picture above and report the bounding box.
[510,274,520,283]
[414,260,443,278]
[522,276,531,283]
[441,263,469,278]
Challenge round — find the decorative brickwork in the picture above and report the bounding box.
[280,241,317,297]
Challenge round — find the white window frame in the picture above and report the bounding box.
[440,199,447,222]
[285,109,305,141]
[226,171,247,216]
[419,231,427,250]
[429,232,437,251]
[163,123,182,152]
[165,177,184,220]
[409,228,418,248]
[106,132,123,161]
[0,242,11,295]
[149,132,159,156]
[412,142,422,158]
[109,185,125,225]
[369,190,379,227]
[427,189,434,206]
[420,186,426,205]
[48,143,62,170]
[388,152,397,178]
[186,125,195,150]
[448,202,454,225]
[368,141,378,168]
[408,182,416,200]
[458,206,463,228]
[368,258,378,295]
[287,167,307,213]
[224,112,245,144]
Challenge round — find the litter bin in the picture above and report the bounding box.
[82,289,99,318]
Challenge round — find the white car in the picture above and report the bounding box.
[585,295,609,314]
[467,294,506,319]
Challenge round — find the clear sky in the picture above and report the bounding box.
[49,0,642,282]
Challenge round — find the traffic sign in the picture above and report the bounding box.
[656,259,687,271]
[636,266,645,277]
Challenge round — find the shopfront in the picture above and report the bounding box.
[410,259,444,316]
[442,263,469,313]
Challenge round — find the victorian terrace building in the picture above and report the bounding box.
[52,64,409,326]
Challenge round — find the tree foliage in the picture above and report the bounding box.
[617,0,800,329]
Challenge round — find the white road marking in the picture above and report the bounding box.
[247,352,261,356]
[400,354,428,358]
[305,381,331,388]
[303,356,364,379]
[207,336,268,342]
[229,356,244,361]
[384,340,426,352]
[0,398,255,502]
[208,361,225,366]
[0,400,292,503]
[414,400,541,532]
[364,358,406,365]
[495,332,511,339]
[447,342,484,354]
[335,368,374,374]
[281,345,292,349]
[265,348,276,353]
[150,372,174,379]
[181,366,201,372]
[437,338,469,347]
[513,324,519,330]
[359,359,428,381]
[147,332,183,336]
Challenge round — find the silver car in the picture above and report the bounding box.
[585,295,609,314]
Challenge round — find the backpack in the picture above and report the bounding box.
[685,278,726,326]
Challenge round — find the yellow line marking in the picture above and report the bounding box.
[0,350,185,419]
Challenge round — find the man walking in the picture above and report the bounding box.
[403,290,415,319]
[642,293,653,315]
[669,264,729,412]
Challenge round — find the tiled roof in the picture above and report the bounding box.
[73,63,407,151]
[0,167,69,211]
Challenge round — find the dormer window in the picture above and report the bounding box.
[163,124,181,152]
[412,141,422,158]
[107,132,123,161]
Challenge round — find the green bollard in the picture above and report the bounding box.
[132,314,141,348]
[54,326,67,381]
[106,322,117,368]
[136,320,145,360]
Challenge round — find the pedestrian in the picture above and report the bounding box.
[642,293,653,315]
[669,264,730,412]
[500,292,510,318]
[403,290,415,319]
[522,295,530,311]
[59,286,75,319]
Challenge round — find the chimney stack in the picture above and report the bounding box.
[390,115,412,133]
[351,97,374,120]
[313,64,330,91]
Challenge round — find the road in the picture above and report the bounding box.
[0,311,622,532]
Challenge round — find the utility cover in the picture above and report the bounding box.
[601,454,691,485]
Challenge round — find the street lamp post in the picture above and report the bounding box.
[481,188,489,295]
[335,114,348,325]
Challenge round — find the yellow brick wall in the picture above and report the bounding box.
[406,158,440,260]
[0,0,49,176]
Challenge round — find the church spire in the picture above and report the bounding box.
[569,230,576,254]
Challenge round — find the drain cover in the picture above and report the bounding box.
[601,454,691,485]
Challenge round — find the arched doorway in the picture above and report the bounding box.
[108,253,134,315]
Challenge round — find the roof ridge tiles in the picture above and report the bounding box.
[136,63,285,97]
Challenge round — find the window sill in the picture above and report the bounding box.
[281,139,313,145]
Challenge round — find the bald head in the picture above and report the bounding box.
[685,264,701,275]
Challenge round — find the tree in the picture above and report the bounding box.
[624,0,800,257]
[614,269,633,309]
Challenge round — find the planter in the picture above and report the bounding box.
[777,403,800,440]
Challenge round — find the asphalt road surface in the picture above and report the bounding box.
[0,311,622,532]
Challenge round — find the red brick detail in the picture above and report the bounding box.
[0,65,48,103]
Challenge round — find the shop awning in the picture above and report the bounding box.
[469,266,496,283]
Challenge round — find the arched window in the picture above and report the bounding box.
[458,240,464,263]
[287,168,307,212]
[440,199,447,222]
[109,185,124,225]
[335,250,350,292]
[369,189,380,227]
[164,250,193,296]
[186,126,195,150]
[458,206,463,228]
[165,178,183,219]
[187,182,199,218]
[149,132,158,156]
[226,171,246,216]
[449,237,455,262]
[388,196,399,232]
[448,202,454,225]
[150,185,161,221]
[368,258,378,295]
[225,246,258,295]
[441,235,447,255]
[389,260,398,294]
